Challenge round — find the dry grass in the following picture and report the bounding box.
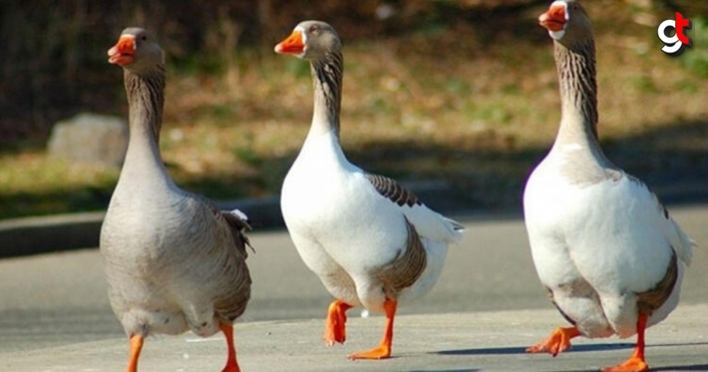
[1,1,706,219]
[0,152,118,218]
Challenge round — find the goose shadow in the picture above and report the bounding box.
[649,342,708,348]
[436,341,708,356]
[562,369,708,372]
[652,365,708,371]
[434,343,634,356]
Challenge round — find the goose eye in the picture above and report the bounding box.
[309,25,319,33]
[141,35,147,41]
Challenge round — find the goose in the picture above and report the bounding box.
[274,20,464,360]
[100,28,252,372]
[523,2,694,371]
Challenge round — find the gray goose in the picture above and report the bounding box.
[523,2,694,372]
[275,20,463,360]
[100,28,252,372]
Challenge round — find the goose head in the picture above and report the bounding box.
[108,27,164,72]
[539,0,592,45]
[274,21,341,60]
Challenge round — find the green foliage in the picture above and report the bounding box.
[368,98,392,114]
[474,102,513,126]
[0,156,118,219]
[445,79,472,95]
[285,59,311,78]
[171,55,229,77]
[630,75,659,94]
[233,147,262,168]
[679,16,708,77]
[198,104,236,125]
[1,1,706,220]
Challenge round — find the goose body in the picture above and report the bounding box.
[281,129,456,310]
[525,149,690,338]
[100,28,251,372]
[523,2,693,371]
[275,21,462,359]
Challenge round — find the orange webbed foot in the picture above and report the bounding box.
[324,300,352,346]
[601,356,648,372]
[526,326,581,356]
[602,313,649,372]
[347,299,397,360]
[348,345,391,360]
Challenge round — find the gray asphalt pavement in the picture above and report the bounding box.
[0,204,706,371]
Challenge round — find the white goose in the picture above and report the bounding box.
[523,2,694,372]
[274,20,463,360]
[100,28,252,372]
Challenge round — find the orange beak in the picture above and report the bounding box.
[274,30,305,55]
[539,4,567,32]
[108,35,136,65]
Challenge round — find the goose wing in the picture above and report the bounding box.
[363,173,464,243]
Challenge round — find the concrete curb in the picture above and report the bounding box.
[0,212,105,258]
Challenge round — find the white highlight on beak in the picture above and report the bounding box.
[294,25,308,59]
[548,1,569,40]
[550,0,569,20]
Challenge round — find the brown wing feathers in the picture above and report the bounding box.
[372,218,427,298]
[365,174,421,207]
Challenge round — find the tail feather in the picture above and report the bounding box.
[667,216,694,267]
[222,209,254,257]
[446,217,465,233]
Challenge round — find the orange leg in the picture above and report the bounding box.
[220,323,241,372]
[348,299,397,360]
[324,299,353,346]
[526,326,581,356]
[126,334,144,372]
[602,313,649,372]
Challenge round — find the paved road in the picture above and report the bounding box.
[0,204,706,371]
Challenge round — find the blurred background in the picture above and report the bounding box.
[0,0,706,221]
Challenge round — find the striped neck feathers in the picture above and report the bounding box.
[125,65,166,143]
[310,51,343,138]
[555,38,599,142]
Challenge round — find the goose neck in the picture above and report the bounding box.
[310,51,343,139]
[554,39,599,147]
[121,67,170,179]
